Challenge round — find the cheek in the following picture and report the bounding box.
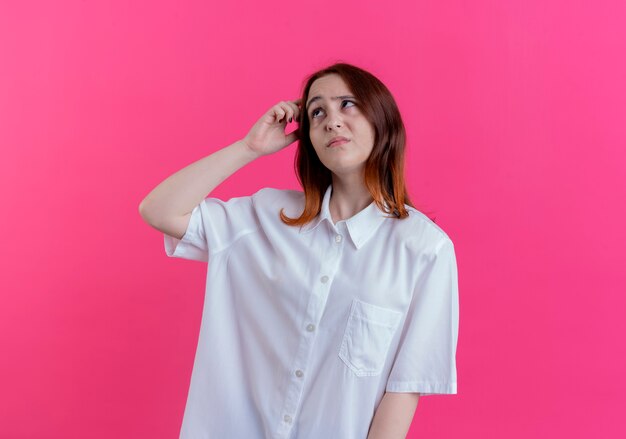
[309,127,323,143]
[308,132,323,150]
[356,122,374,139]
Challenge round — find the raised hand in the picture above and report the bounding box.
[242,99,303,157]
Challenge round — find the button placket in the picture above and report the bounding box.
[275,226,345,438]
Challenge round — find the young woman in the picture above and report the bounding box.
[139,62,459,439]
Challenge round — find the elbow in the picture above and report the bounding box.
[138,199,147,217]
[138,199,156,225]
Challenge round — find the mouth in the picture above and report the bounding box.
[327,137,350,147]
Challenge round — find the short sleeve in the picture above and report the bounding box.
[386,238,459,396]
[163,189,262,262]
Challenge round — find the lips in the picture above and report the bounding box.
[327,136,349,147]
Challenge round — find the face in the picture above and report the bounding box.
[306,74,375,178]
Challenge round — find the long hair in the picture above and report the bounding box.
[280,62,416,227]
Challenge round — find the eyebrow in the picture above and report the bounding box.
[306,95,355,111]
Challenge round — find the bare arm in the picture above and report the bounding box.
[138,139,259,227]
[138,99,302,238]
[367,392,420,439]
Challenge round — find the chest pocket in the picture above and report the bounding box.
[339,298,403,377]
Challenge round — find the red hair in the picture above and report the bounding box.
[280,62,416,227]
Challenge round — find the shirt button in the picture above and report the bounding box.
[335,234,342,243]
[320,275,329,283]
[306,323,315,332]
[283,414,292,423]
[295,369,304,377]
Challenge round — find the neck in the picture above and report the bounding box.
[328,173,373,224]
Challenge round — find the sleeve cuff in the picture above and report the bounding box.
[162,204,209,262]
[386,380,457,395]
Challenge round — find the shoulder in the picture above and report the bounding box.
[251,187,305,215]
[396,205,455,257]
[251,187,303,204]
[252,186,302,200]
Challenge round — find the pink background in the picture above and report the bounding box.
[1,1,625,438]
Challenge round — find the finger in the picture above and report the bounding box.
[277,101,294,123]
[285,101,300,123]
[293,98,303,115]
[274,105,287,123]
[289,101,300,121]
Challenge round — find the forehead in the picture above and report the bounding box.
[310,74,349,93]
[307,74,352,107]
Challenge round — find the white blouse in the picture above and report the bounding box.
[164,183,459,439]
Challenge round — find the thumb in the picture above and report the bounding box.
[284,130,300,145]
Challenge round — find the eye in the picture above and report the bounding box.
[311,100,356,119]
[343,99,356,108]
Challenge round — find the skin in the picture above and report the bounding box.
[367,392,420,439]
[305,74,377,225]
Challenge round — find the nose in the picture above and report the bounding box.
[325,116,343,131]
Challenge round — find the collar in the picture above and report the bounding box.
[298,183,391,250]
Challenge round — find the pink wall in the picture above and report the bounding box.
[1,1,624,438]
